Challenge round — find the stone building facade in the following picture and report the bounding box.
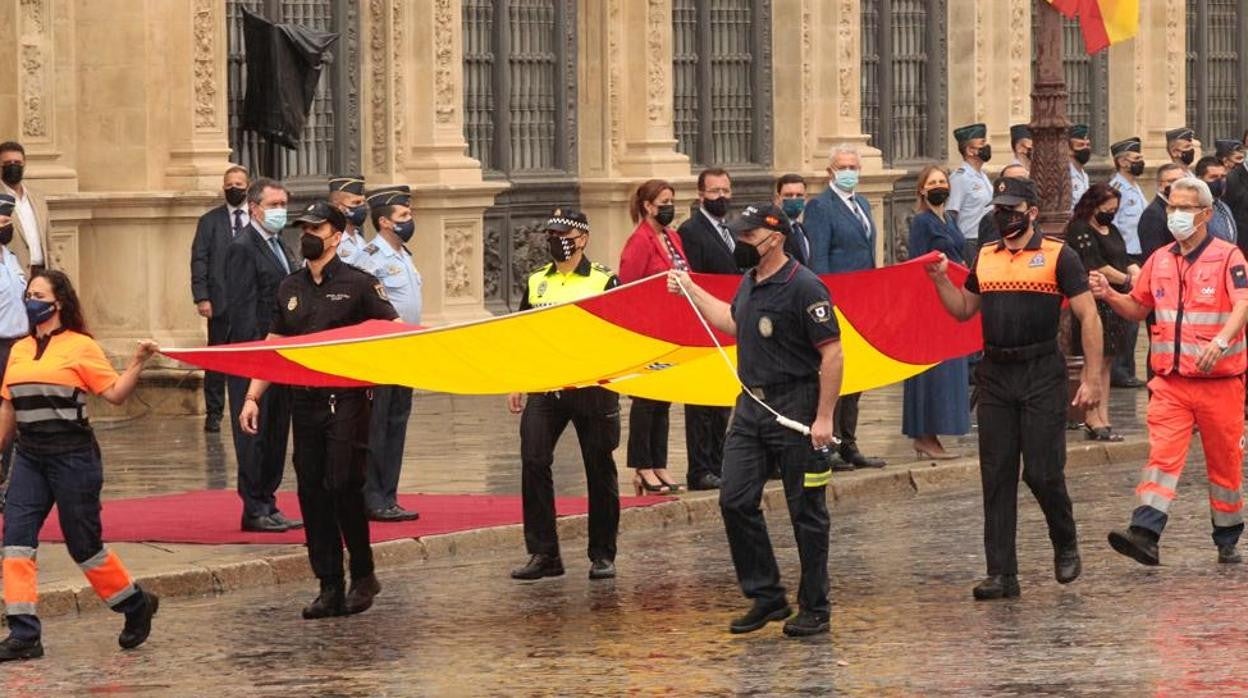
[0,0,1242,403]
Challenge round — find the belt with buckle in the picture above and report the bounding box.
[983,339,1059,364]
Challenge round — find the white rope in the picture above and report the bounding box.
[671,274,838,444]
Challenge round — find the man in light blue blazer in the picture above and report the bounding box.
[803,144,886,470]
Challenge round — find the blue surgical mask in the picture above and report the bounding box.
[1168,211,1198,241]
[25,298,55,327]
[347,205,368,227]
[392,219,415,243]
[261,207,287,233]
[833,169,859,192]
[781,198,806,219]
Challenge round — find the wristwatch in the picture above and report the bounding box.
[1214,337,1230,353]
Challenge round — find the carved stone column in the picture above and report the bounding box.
[164,0,234,190]
[8,0,78,192]
[1031,0,1072,233]
[1108,0,1186,179]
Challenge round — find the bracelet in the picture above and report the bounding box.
[245,394,260,403]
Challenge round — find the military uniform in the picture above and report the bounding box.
[949,123,994,259]
[1069,123,1092,210]
[1109,137,1148,386]
[270,202,398,615]
[0,194,25,500]
[330,175,369,267]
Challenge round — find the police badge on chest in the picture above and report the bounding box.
[758,316,773,338]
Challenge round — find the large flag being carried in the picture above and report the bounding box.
[163,253,982,407]
[1047,0,1139,54]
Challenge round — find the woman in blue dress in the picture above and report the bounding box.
[903,165,971,459]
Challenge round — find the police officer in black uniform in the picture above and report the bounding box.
[239,201,399,619]
[926,177,1102,601]
[670,203,840,638]
[508,208,624,582]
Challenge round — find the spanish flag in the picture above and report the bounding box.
[1047,0,1139,54]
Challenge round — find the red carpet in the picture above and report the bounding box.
[0,491,673,546]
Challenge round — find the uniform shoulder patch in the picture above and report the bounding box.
[1232,264,1248,289]
[374,283,389,300]
[591,262,614,274]
[364,243,380,255]
[806,300,833,324]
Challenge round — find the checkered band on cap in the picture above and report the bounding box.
[546,216,589,232]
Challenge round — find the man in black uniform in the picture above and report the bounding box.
[508,209,623,582]
[670,203,840,638]
[239,201,399,619]
[926,178,1102,600]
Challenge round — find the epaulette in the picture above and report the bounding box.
[364,243,380,255]
[1108,180,1122,191]
[591,262,614,275]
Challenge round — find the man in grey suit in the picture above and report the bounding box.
[804,144,886,470]
[191,165,250,433]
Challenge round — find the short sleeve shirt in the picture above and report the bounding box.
[730,258,840,386]
[270,256,399,337]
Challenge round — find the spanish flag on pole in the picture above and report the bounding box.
[1047,0,1139,54]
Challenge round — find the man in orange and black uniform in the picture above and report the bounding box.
[926,178,1103,600]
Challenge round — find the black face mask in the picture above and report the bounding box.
[1161,185,1172,200]
[547,234,578,263]
[655,204,676,227]
[1128,161,1146,177]
[976,145,993,163]
[1094,210,1117,226]
[224,187,247,207]
[300,232,327,261]
[0,224,12,246]
[1178,149,1195,166]
[347,205,368,227]
[1073,148,1092,165]
[1,163,23,186]
[925,188,951,206]
[703,197,730,219]
[993,207,1031,240]
[733,239,762,269]
[1209,179,1227,199]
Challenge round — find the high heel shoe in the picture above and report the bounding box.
[655,473,685,494]
[633,472,672,496]
[914,448,959,461]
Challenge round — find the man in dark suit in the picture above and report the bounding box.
[191,165,249,433]
[225,177,302,533]
[676,168,736,490]
[1137,164,1184,261]
[804,144,885,470]
[1222,139,1248,260]
[773,173,811,266]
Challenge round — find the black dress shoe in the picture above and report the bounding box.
[303,581,347,619]
[119,590,159,650]
[203,417,221,433]
[729,599,792,634]
[589,559,616,580]
[1055,545,1082,584]
[830,454,855,473]
[1111,377,1145,389]
[346,574,382,614]
[241,514,289,533]
[842,450,886,469]
[368,505,420,522]
[271,512,303,530]
[782,609,830,637]
[510,554,565,580]
[972,575,1021,600]
[1108,527,1160,566]
[688,473,722,491]
[1218,544,1243,564]
[0,636,44,662]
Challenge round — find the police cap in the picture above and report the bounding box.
[0,193,12,217]
[953,123,987,145]
[1068,123,1090,139]
[1110,137,1142,157]
[366,185,412,208]
[726,203,792,237]
[1165,127,1195,144]
[1009,124,1032,145]
[329,174,365,195]
[289,200,347,232]
[544,207,589,234]
[989,177,1038,207]
[1215,139,1245,159]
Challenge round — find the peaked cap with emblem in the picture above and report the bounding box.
[1216,139,1246,159]
[329,174,365,195]
[953,123,987,145]
[989,177,1038,207]
[726,203,792,237]
[1165,127,1195,144]
[1068,123,1090,140]
[1110,137,1142,157]
[0,193,13,217]
[1009,124,1032,145]
[544,207,589,234]
[366,185,412,208]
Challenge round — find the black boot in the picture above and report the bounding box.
[345,574,382,615]
[118,590,160,650]
[1107,527,1160,566]
[1218,544,1243,564]
[1055,545,1082,584]
[729,598,792,634]
[782,609,830,637]
[302,580,347,619]
[588,559,616,580]
[0,636,44,662]
[972,575,1021,600]
[510,554,565,581]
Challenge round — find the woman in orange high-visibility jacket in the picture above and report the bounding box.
[0,270,160,662]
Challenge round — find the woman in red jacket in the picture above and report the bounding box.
[619,179,687,495]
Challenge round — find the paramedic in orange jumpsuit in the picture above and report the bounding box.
[1091,177,1248,566]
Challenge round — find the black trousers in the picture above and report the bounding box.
[627,397,670,468]
[520,388,620,562]
[720,383,830,615]
[976,352,1078,576]
[0,337,19,489]
[364,385,413,511]
[684,405,728,481]
[228,376,290,518]
[203,315,229,420]
[290,388,374,583]
[832,392,861,455]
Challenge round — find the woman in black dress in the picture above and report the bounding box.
[1067,183,1140,441]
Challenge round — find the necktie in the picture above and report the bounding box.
[794,221,810,260]
[849,198,871,235]
[268,236,290,274]
[232,209,243,238]
[719,223,736,252]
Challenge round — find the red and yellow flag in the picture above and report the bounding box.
[163,253,982,407]
[1047,0,1138,54]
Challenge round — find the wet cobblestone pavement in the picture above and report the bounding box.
[9,447,1247,696]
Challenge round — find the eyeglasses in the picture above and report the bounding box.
[1167,205,1205,214]
[701,188,731,196]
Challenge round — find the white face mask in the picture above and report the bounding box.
[1168,211,1198,241]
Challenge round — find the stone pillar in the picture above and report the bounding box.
[1108,0,1186,179]
[363,0,504,324]
[164,0,235,191]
